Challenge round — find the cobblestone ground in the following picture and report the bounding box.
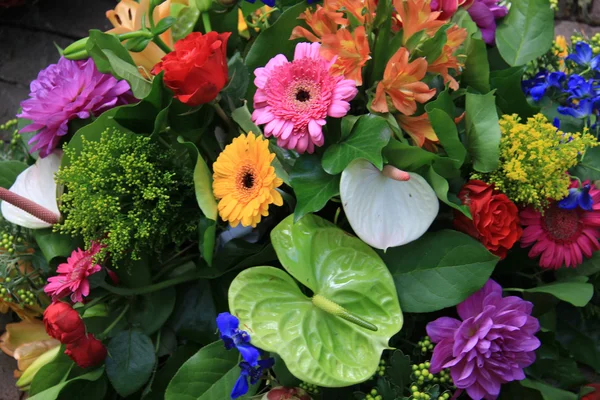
[0,2,599,398]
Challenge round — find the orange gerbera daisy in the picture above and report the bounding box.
[290,5,347,43]
[427,25,467,90]
[371,47,436,115]
[106,0,187,75]
[212,132,283,228]
[394,0,445,44]
[321,26,371,85]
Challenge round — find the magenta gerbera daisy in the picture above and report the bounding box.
[44,242,104,303]
[520,179,600,269]
[252,42,358,154]
[18,57,134,158]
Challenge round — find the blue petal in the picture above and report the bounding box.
[262,0,276,5]
[553,117,561,129]
[592,55,600,70]
[557,106,586,118]
[558,189,580,210]
[258,357,275,369]
[529,84,548,102]
[216,313,239,338]
[547,71,566,87]
[579,192,594,211]
[231,374,249,399]
[237,343,260,367]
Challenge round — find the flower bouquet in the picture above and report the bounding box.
[0,0,599,398]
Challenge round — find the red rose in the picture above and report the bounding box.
[453,180,522,259]
[65,334,107,369]
[43,302,85,344]
[152,31,231,106]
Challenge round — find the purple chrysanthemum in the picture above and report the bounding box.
[467,0,508,45]
[426,280,540,400]
[18,57,134,158]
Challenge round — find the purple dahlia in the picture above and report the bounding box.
[467,0,508,45]
[426,280,540,400]
[18,57,134,158]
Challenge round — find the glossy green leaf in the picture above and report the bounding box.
[145,344,200,400]
[27,367,104,400]
[0,161,27,189]
[167,280,218,344]
[490,66,539,119]
[465,91,501,173]
[222,52,250,106]
[454,9,489,93]
[229,214,403,387]
[556,252,600,278]
[496,0,554,66]
[290,154,340,221]
[425,109,466,166]
[423,166,471,217]
[104,50,152,99]
[165,340,256,400]
[129,287,176,334]
[383,139,459,179]
[520,379,577,400]
[172,6,200,42]
[519,280,593,307]
[555,303,600,372]
[571,146,600,181]
[322,114,391,175]
[33,229,80,263]
[245,2,308,107]
[380,230,498,313]
[106,330,156,397]
[29,351,73,396]
[56,376,107,400]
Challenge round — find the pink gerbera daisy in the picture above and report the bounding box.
[44,242,103,303]
[520,180,600,269]
[252,42,358,154]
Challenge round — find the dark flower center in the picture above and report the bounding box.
[242,172,255,189]
[296,89,311,102]
[543,205,582,241]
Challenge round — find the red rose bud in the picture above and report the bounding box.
[65,334,107,369]
[262,387,312,400]
[152,31,231,106]
[453,180,522,259]
[43,302,85,344]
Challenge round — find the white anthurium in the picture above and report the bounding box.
[1,151,62,229]
[340,159,439,250]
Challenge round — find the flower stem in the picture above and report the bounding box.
[81,294,109,311]
[153,36,172,54]
[202,13,212,33]
[100,303,130,338]
[312,294,378,331]
[99,273,202,296]
[502,288,525,292]
[0,187,60,225]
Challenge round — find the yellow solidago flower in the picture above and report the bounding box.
[473,114,598,210]
[213,132,283,227]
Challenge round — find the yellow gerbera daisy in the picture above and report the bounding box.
[212,132,283,228]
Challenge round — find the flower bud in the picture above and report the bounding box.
[43,302,85,344]
[261,386,312,400]
[62,38,89,60]
[65,334,107,369]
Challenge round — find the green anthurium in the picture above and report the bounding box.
[228,214,403,387]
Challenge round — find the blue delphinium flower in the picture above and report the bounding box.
[559,183,594,211]
[527,71,566,101]
[566,42,600,70]
[216,312,260,367]
[558,98,596,118]
[244,0,276,6]
[231,358,275,399]
[565,74,600,100]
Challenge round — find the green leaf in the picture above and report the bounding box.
[172,6,200,42]
[231,102,262,134]
[490,66,539,119]
[495,0,554,66]
[229,214,403,386]
[322,114,391,175]
[29,351,73,396]
[290,154,340,221]
[423,166,470,216]
[520,379,577,400]
[465,91,501,172]
[462,38,490,93]
[556,252,600,278]
[520,280,593,307]
[129,287,176,335]
[0,161,27,188]
[104,50,152,99]
[33,229,80,263]
[272,354,301,387]
[380,230,498,313]
[57,376,107,400]
[145,344,200,400]
[426,109,466,166]
[222,53,250,106]
[27,367,104,400]
[555,303,600,373]
[167,280,218,344]
[245,2,308,108]
[414,25,449,63]
[571,146,600,181]
[106,330,156,397]
[165,340,256,400]
[387,350,411,389]
[383,139,459,179]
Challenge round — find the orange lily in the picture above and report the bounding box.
[106,0,188,75]
[321,26,371,85]
[371,47,436,114]
[427,25,467,90]
[290,5,347,43]
[398,111,464,149]
[339,0,377,25]
[394,0,445,44]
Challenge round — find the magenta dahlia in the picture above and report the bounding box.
[427,280,540,400]
[520,179,600,269]
[18,57,134,158]
[252,42,358,154]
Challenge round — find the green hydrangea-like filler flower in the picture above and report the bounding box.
[56,129,198,263]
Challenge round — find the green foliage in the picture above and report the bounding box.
[380,230,498,313]
[0,160,26,188]
[56,129,198,263]
[33,229,80,263]
[465,91,501,173]
[29,351,73,396]
[513,278,593,307]
[490,66,539,119]
[27,367,104,400]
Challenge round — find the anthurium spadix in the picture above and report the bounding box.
[340,159,439,250]
[1,151,62,229]
[228,214,403,387]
